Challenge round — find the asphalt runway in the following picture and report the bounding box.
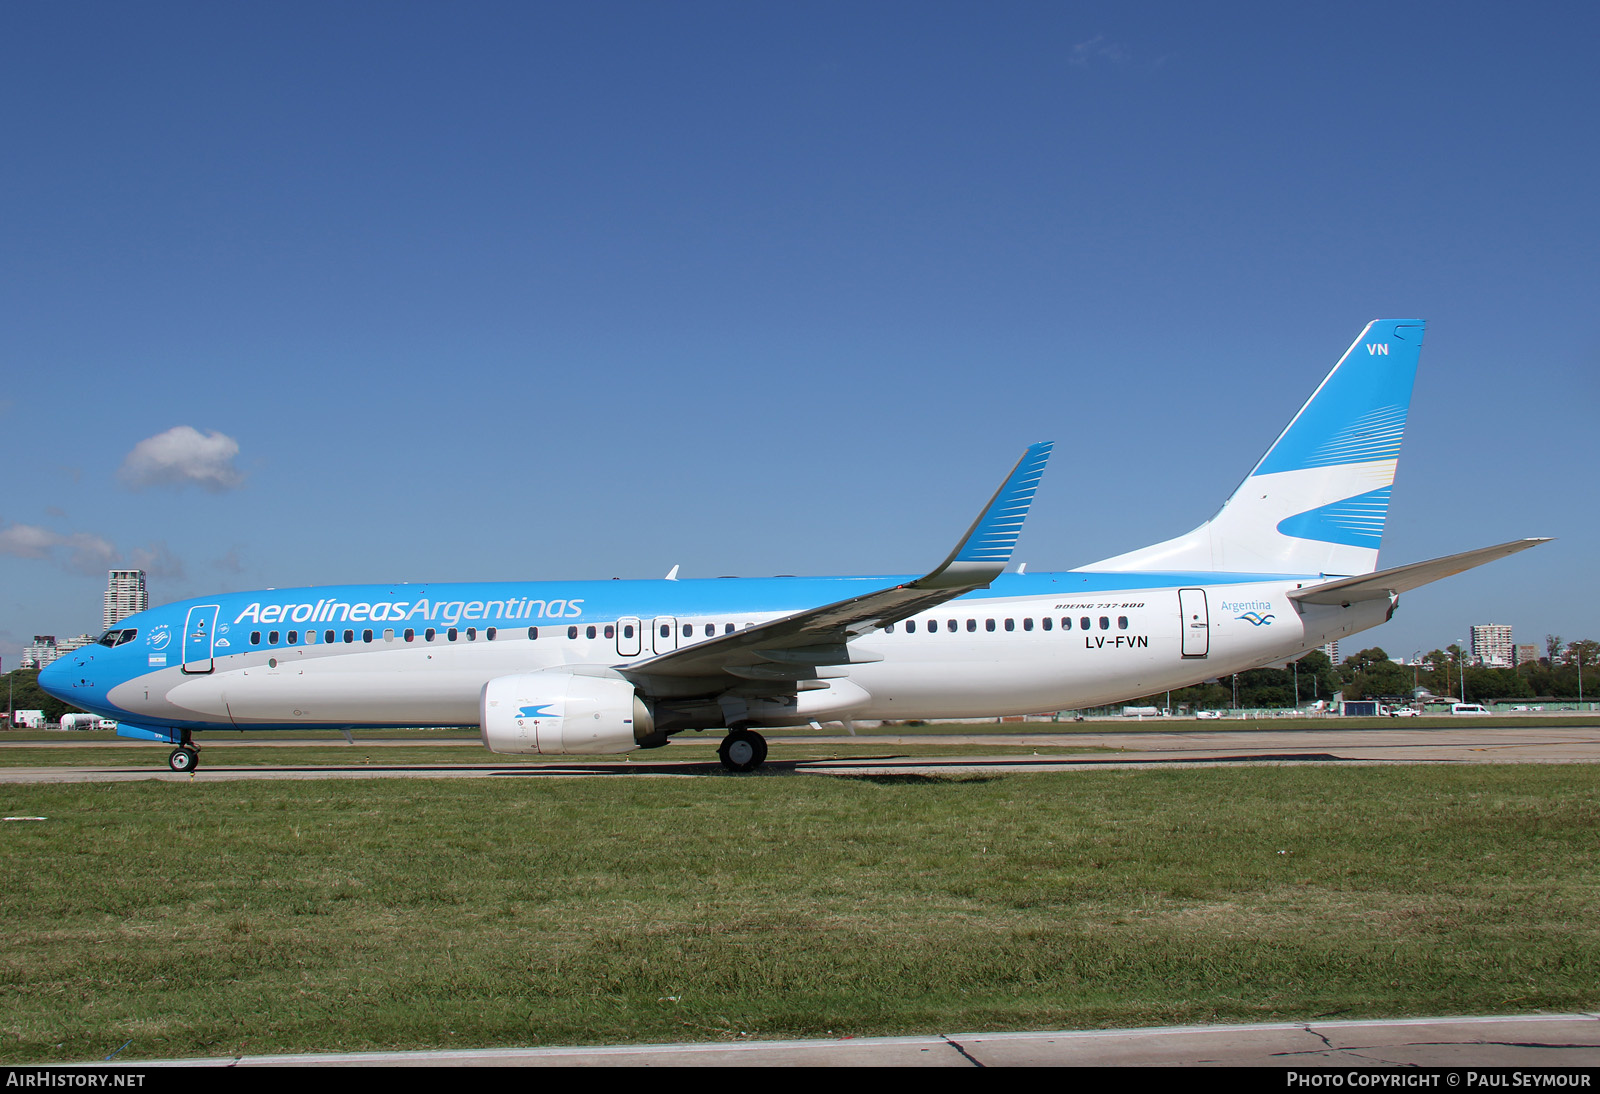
[4,724,1599,782]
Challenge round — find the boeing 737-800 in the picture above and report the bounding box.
[41,320,1545,772]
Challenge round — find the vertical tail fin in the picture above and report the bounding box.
[1080,319,1425,576]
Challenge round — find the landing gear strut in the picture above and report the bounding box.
[717,727,767,773]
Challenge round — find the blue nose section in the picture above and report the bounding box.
[38,649,103,711]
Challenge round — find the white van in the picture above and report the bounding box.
[1450,703,1491,715]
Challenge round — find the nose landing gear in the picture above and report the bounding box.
[167,729,200,772]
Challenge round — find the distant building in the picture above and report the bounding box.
[104,570,147,631]
[1322,640,1339,664]
[21,635,59,670]
[1515,643,1540,667]
[1471,624,1514,668]
[56,633,97,655]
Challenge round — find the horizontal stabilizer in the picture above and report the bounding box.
[1289,538,1550,606]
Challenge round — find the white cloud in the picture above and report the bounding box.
[0,521,118,575]
[1068,34,1131,67]
[118,426,245,492]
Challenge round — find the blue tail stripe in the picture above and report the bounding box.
[1276,486,1393,547]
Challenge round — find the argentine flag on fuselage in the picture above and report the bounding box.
[1081,319,1424,577]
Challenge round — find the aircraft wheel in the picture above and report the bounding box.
[717,729,767,773]
[168,747,199,773]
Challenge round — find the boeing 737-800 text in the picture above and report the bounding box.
[41,320,1545,771]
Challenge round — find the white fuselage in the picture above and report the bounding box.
[82,575,1391,736]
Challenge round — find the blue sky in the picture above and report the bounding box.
[3,1,1596,668]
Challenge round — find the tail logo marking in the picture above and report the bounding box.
[1366,343,1389,355]
[1236,612,1276,626]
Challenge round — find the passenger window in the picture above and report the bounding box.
[660,625,670,638]
[947,620,957,633]
[1062,618,1071,630]
[1042,618,1051,631]
[683,624,692,638]
[446,628,457,642]
[906,620,916,633]
[269,631,279,644]
[424,628,435,642]
[985,619,995,632]
[288,630,298,644]
[364,629,374,643]
[1081,617,1091,631]
[383,629,394,641]
[307,630,318,644]
[466,628,476,641]
[404,629,415,642]
[724,624,735,635]
[622,625,633,638]
[967,619,977,632]
[1023,618,1033,631]
[604,625,615,639]
[1005,619,1015,631]
[326,630,336,644]
[586,625,597,639]
[884,623,895,634]
[528,627,538,640]
[1099,616,1110,630]
[569,626,579,639]
[1118,616,1128,630]
[251,631,261,645]
[705,624,714,637]
[487,627,496,641]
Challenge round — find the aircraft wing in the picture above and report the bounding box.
[624,442,1052,685]
[1288,538,1551,606]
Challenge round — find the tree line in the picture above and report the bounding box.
[1133,636,1598,710]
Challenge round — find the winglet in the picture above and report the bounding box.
[915,441,1053,589]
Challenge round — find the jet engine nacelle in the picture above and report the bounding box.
[480,670,655,755]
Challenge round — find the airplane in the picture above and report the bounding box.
[41,319,1546,773]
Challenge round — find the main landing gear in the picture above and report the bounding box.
[167,731,200,772]
[717,727,768,773]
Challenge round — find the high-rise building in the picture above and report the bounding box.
[1322,640,1339,665]
[1515,644,1540,667]
[1471,624,1514,668]
[22,636,59,670]
[104,570,148,631]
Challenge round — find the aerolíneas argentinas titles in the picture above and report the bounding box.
[41,321,1546,772]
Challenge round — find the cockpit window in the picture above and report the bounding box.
[98,629,137,647]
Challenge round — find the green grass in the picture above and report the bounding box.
[2,766,1597,1062]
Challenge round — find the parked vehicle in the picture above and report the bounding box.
[1451,703,1491,715]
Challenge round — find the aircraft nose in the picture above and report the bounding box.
[38,650,91,703]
